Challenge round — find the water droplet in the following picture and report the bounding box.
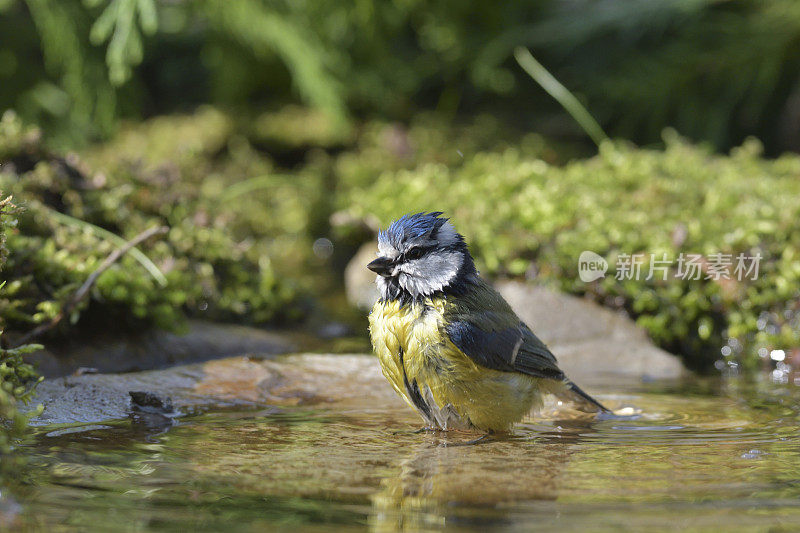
[312,238,334,259]
[770,349,786,362]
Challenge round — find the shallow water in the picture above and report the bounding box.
[5,377,800,532]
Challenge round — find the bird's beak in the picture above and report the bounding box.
[367,256,393,277]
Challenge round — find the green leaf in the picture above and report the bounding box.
[514,47,608,148]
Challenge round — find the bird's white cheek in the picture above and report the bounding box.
[427,253,462,285]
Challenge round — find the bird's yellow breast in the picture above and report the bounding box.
[368,297,451,399]
[369,298,542,431]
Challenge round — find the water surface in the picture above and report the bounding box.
[6,377,800,531]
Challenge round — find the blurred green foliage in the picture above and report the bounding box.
[336,132,800,371]
[3,0,800,152]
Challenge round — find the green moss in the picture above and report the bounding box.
[0,109,307,341]
[0,195,42,457]
[1,107,528,344]
[337,132,800,371]
[248,105,355,153]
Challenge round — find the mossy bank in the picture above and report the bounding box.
[2,107,798,379]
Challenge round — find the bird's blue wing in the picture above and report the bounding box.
[446,316,564,380]
[442,279,609,411]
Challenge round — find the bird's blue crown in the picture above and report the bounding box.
[379,212,448,249]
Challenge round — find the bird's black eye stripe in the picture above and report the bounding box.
[403,247,427,261]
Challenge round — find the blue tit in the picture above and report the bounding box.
[367,212,608,432]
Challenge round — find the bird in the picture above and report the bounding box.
[367,211,609,433]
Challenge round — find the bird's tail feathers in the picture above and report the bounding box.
[563,380,610,413]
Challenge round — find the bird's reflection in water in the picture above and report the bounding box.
[369,413,600,531]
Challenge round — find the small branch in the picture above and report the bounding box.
[12,225,169,347]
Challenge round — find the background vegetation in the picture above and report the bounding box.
[2,0,800,446]
[3,0,800,154]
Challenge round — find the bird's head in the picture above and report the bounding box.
[368,212,476,301]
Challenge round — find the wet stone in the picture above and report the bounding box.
[24,354,402,426]
[129,391,175,414]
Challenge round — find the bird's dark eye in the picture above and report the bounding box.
[405,247,425,261]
